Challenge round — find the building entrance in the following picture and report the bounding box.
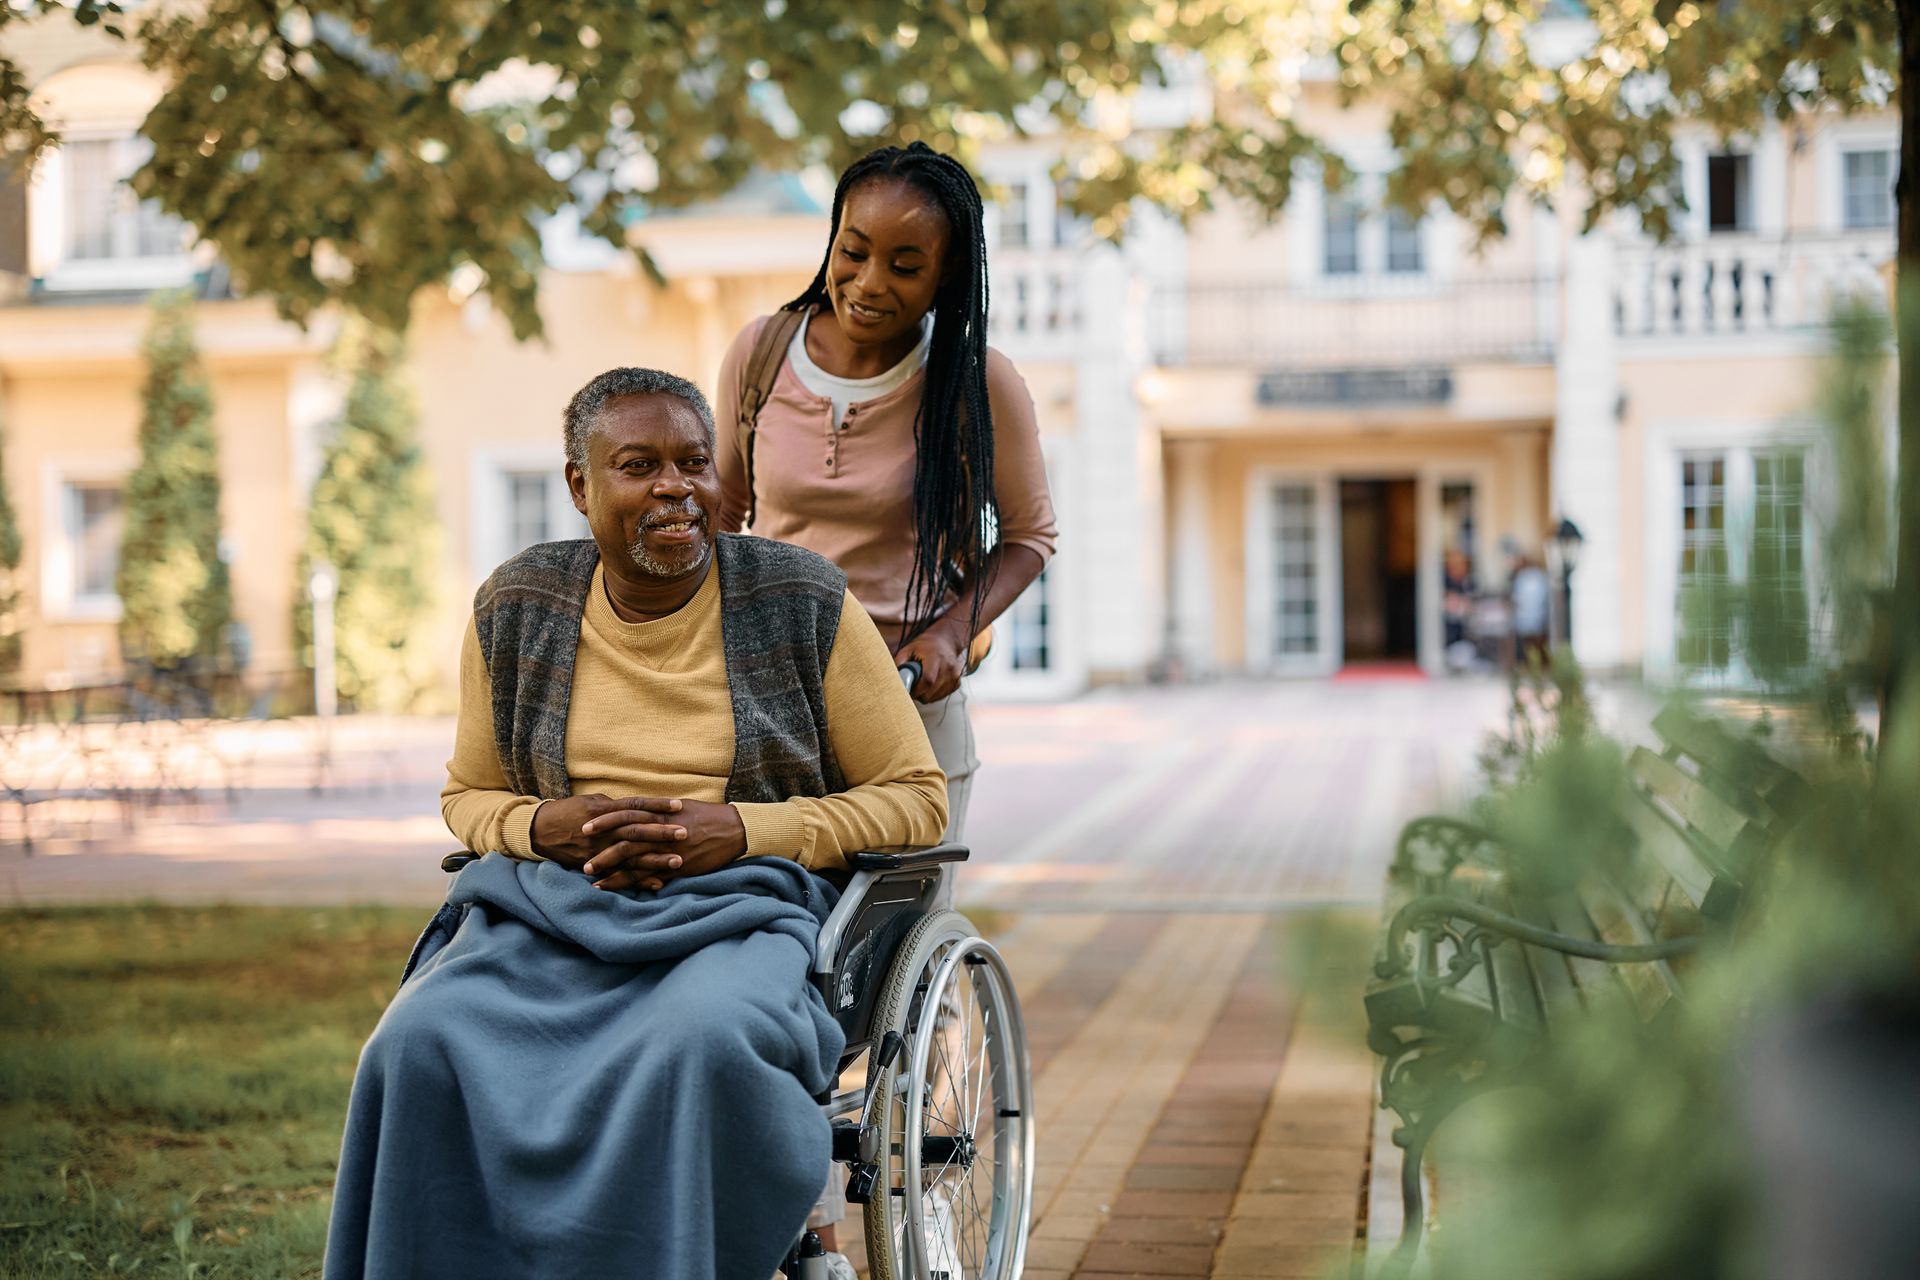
[1339,478,1419,663]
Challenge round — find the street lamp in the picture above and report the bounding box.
[309,560,338,792]
[1552,518,1584,651]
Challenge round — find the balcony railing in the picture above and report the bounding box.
[1612,232,1890,341]
[1149,274,1558,368]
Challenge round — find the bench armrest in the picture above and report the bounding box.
[1393,818,1513,882]
[1375,893,1700,981]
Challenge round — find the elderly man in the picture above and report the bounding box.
[324,368,945,1280]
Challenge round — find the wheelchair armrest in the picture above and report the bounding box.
[442,851,482,873]
[847,844,970,873]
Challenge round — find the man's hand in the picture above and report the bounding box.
[584,799,747,892]
[894,614,969,703]
[531,793,687,876]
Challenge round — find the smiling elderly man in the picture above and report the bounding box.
[323,368,946,1280]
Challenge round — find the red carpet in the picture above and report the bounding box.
[1331,662,1428,683]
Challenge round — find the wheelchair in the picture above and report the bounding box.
[795,843,1033,1279]
[434,842,1034,1280]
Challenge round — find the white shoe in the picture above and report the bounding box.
[820,1250,857,1280]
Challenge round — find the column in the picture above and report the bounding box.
[1074,246,1161,681]
[1552,232,1625,669]
[1167,440,1215,676]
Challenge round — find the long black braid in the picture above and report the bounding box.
[782,142,997,646]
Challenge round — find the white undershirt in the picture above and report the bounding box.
[787,311,933,430]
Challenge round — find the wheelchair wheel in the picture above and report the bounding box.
[863,910,1032,1280]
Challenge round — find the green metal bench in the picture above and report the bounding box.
[1364,706,1810,1268]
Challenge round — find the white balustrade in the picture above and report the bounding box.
[1612,233,1890,342]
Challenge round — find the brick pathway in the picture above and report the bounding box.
[872,677,1504,1277]
[2,676,1515,1276]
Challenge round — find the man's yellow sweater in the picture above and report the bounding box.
[441,561,947,871]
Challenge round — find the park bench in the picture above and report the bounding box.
[1363,705,1811,1265]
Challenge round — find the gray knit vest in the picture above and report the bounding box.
[471,534,848,803]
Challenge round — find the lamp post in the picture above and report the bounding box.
[1552,518,1584,653]
[309,560,338,793]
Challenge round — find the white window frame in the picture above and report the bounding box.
[30,129,195,292]
[1642,418,1825,685]
[40,455,137,623]
[1839,148,1896,231]
[1815,118,1901,235]
[467,448,588,587]
[969,436,1082,701]
[1288,149,1454,292]
[1671,123,1787,239]
[981,162,1054,254]
[1244,468,1341,677]
[1704,150,1754,235]
[1415,461,1496,675]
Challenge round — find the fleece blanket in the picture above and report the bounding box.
[323,854,846,1280]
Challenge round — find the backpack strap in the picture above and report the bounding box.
[736,309,807,529]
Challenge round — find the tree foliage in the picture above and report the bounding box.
[101,0,1342,340]
[295,322,437,714]
[117,291,233,670]
[0,1,124,165]
[0,418,23,676]
[1335,1,1896,241]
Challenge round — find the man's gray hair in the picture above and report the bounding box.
[563,367,717,471]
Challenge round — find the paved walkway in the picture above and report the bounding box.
[2,676,1516,1276]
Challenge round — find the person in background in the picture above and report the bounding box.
[716,141,1058,851]
[1511,551,1552,669]
[714,137,1056,1278]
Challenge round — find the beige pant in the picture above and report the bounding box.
[809,686,977,1230]
[918,685,977,897]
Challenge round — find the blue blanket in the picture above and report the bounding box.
[324,854,846,1280]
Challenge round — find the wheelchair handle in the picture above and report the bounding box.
[898,660,922,693]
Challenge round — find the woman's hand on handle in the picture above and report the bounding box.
[894,615,968,703]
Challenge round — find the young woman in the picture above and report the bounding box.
[716,142,1057,846]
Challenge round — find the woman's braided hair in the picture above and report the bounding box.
[782,141,997,646]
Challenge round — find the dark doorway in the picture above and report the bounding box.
[1340,479,1419,663]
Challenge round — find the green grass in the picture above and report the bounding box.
[0,905,431,1279]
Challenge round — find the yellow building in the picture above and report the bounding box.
[0,21,1896,698]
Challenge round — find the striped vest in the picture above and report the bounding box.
[471,534,848,803]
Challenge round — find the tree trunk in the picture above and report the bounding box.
[1891,1,1920,756]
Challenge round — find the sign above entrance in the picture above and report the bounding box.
[1256,366,1454,407]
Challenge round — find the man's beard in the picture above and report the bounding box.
[626,502,708,578]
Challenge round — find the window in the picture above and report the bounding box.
[61,137,187,264]
[1318,178,1426,277]
[1385,204,1423,274]
[1673,447,1810,679]
[1747,449,1809,677]
[1677,454,1730,669]
[476,461,586,577]
[1322,192,1362,276]
[1003,568,1051,671]
[1271,483,1319,656]
[506,471,553,555]
[1842,149,1895,230]
[997,181,1029,250]
[67,482,125,606]
[1706,152,1751,233]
